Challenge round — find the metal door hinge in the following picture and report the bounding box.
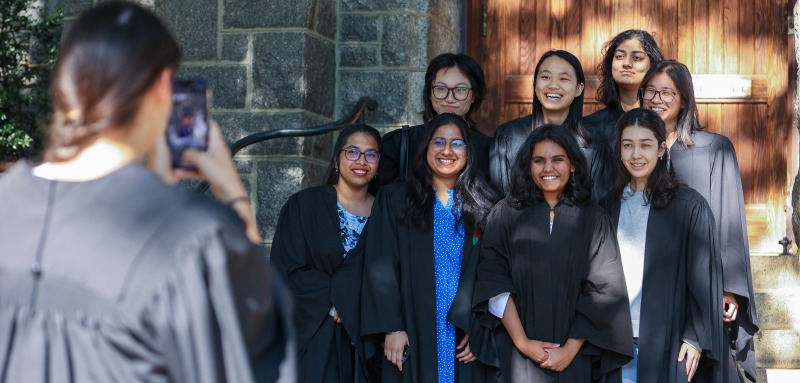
[481,2,488,37]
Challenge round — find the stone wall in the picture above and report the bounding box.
[56,0,460,249]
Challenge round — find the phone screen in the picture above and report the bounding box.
[167,80,208,169]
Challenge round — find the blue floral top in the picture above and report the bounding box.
[338,202,368,258]
[433,189,464,383]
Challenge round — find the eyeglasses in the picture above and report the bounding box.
[429,137,467,153]
[431,85,472,101]
[340,148,380,164]
[641,87,677,103]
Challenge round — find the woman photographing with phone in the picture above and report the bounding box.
[0,2,293,382]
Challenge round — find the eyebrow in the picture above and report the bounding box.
[539,69,573,78]
[621,137,655,142]
[615,49,645,55]
[433,81,470,87]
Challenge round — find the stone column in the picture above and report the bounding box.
[337,0,459,134]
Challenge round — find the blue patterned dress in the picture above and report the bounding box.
[433,189,464,383]
[337,202,368,258]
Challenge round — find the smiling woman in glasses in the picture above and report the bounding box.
[271,123,382,383]
[361,113,498,383]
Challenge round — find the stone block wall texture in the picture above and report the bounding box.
[56,0,460,249]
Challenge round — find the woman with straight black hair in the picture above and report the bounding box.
[641,60,758,382]
[271,123,382,383]
[490,50,613,202]
[362,113,498,383]
[602,108,723,382]
[475,125,632,382]
[583,29,664,142]
[379,53,492,187]
[0,2,294,382]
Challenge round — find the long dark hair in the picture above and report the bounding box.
[422,53,486,126]
[323,123,383,195]
[508,124,592,208]
[610,108,679,209]
[531,50,591,146]
[639,60,702,147]
[46,1,181,162]
[596,29,664,107]
[405,113,497,231]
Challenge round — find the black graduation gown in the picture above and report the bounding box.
[669,131,759,380]
[488,115,614,202]
[582,105,624,145]
[602,186,725,382]
[0,162,294,383]
[361,182,493,383]
[378,123,492,188]
[473,199,633,383]
[270,185,367,383]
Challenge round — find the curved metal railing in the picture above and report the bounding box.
[198,97,379,191]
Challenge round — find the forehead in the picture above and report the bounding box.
[538,55,576,76]
[532,139,568,157]
[432,124,464,139]
[616,38,645,52]
[621,125,657,140]
[343,132,379,148]
[434,67,470,84]
[645,72,677,89]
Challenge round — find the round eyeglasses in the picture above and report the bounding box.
[429,137,467,153]
[340,148,380,164]
[641,87,677,103]
[431,85,472,101]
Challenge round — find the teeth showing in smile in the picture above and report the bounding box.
[542,175,558,180]
[352,169,367,175]
[650,107,666,112]
[545,93,562,100]
[439,159,455,165]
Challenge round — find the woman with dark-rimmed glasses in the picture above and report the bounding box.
[362,113,498,383]
[640,60,759,382]
[271,123,383,383]
[378,53,492,188]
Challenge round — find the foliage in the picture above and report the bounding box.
[0,0,63,160]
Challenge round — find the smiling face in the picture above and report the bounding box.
[429,67,474,117]
[426,123,467,186]
[530,139,575,202]
[611,38,652,90]
[620,125,666,190]
[534,55,585,117]
[336,132,379,190]
[642,72,682,131]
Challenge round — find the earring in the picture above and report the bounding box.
[659,155,663,161]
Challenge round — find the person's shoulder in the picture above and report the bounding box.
[671,184,710,207]
[583,107,609,125]
[289,184,333,204]
[382,123,425,140]
[494,115,533,137]
[691,131,734,149]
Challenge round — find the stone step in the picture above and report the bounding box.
[750,254,800,291]
[755,329,800,369]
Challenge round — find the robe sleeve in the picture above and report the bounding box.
[331,224,368,355]
[567,210,633,373]
[147,219,295,383]
[683,195,724,366]
[360,186,405,337]
[269,193,334,352]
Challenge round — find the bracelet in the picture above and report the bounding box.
[226,196,250,207]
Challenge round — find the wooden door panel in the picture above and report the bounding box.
[468,0,792,253]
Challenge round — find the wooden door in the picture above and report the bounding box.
[466,0,794,253]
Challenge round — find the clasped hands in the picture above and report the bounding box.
[515,338,583,372]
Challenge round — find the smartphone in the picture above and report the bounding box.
[166,80,209,169]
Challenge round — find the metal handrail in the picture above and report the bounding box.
[229,97,379,156]
[197,97,379,192]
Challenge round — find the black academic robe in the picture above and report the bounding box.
[582,105,624,145]
[473,199,633,383]
[361,182,493,383]
[378,123,492,188]
[270,185,367,383]
[602,186,724,382]
[669,131,759,380]
[488,115,614,202]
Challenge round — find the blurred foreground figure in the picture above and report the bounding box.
[0,2,295,382]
